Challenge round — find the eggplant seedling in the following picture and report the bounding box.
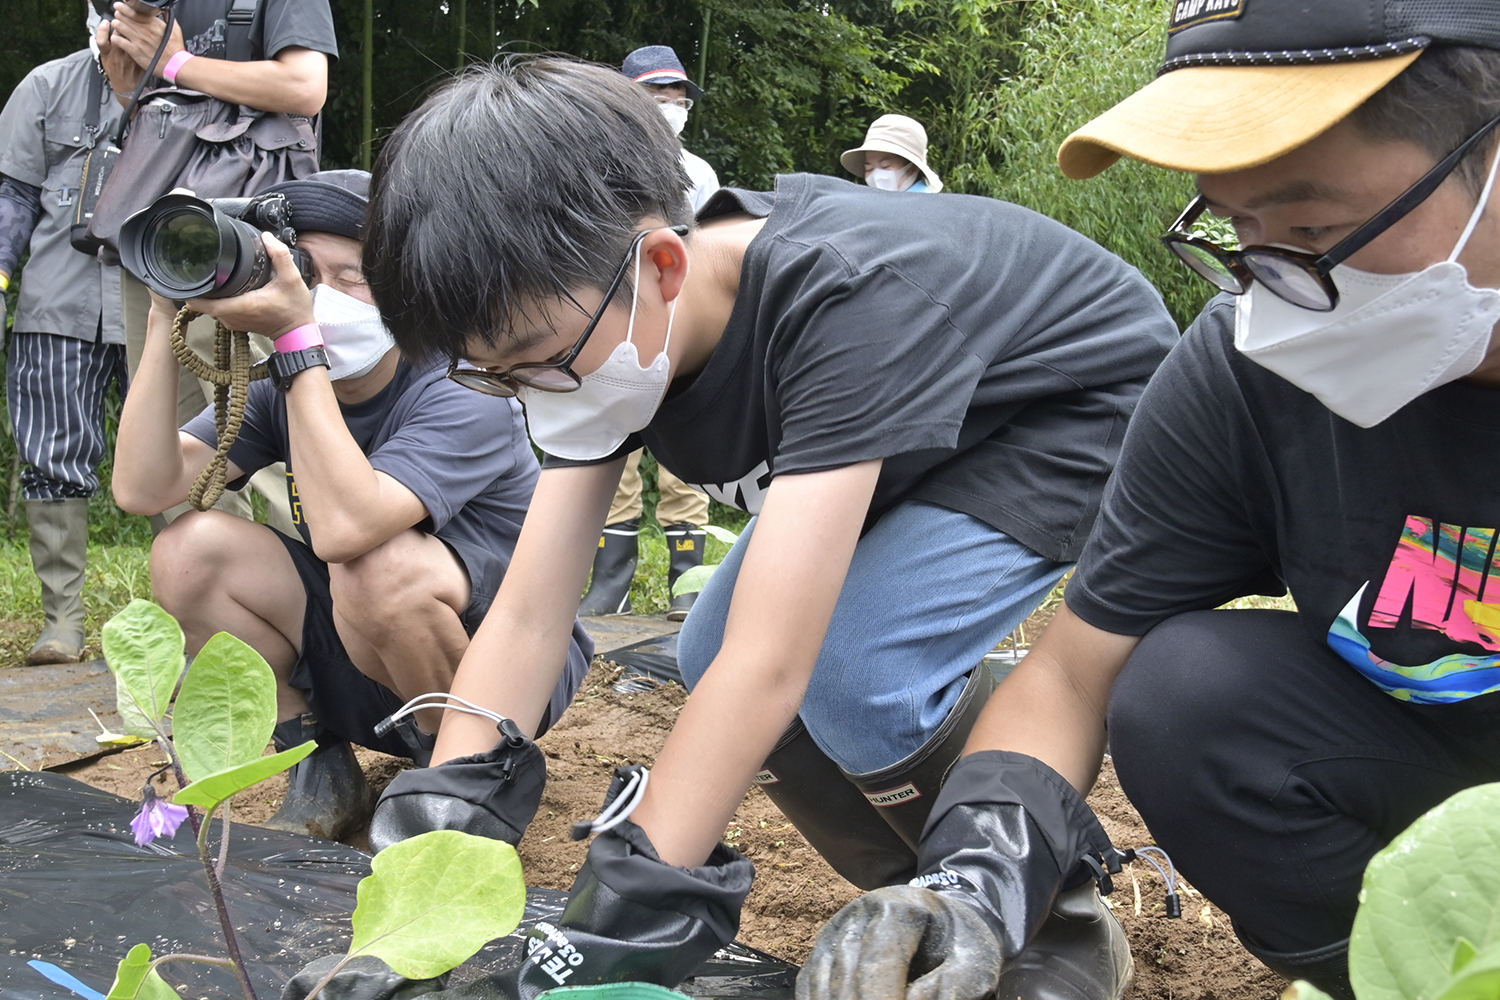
[97,600,530,1000]
[1283,782,1500,1000]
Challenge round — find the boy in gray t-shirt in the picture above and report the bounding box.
[112,170,591,841]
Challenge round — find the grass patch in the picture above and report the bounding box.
[0,541,152,659]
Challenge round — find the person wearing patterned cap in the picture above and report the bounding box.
[808,2,1500,999]
[112,169,592,842]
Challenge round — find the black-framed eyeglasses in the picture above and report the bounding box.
[448,224,691,397]
[1161,108,1500,311]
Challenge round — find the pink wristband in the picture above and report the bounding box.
[275,323,325,353]
[162,50,195,84]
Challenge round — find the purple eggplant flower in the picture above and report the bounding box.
[130,784,189,845]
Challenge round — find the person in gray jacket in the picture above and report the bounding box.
[0,23,126,664]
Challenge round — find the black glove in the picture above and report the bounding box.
[280,955,445,1000]
[797,750,1121,1000]
[368,719,546,853]
[488,765,755,998]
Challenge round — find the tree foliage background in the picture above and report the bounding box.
[3,0,1209,326]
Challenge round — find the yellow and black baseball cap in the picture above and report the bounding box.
[1058,0,1500,180]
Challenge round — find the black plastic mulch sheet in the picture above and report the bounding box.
[608,634,684,687]
[0,773,795,999]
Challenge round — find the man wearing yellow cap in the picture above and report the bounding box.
[801,3,1500,999]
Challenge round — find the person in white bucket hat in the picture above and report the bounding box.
[841,113,943,192]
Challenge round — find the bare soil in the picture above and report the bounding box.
[64,659,1280,999]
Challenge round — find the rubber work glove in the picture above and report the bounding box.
[281,955,445,1000]
[797,750,1121,1000]
[367,719,546,853]
[486,765,756,997]
[288,766,757,1000]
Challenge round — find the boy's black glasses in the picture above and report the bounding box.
[1161,109,1500,311]
[449,225,691,397]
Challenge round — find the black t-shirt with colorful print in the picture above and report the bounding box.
[1067,294,1500,704]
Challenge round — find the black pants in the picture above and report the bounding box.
[1108,609,1500,956]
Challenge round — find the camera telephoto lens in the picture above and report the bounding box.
[149,209,221,290]
[119,193,287,300]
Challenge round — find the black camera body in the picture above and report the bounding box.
[118,191,315,300]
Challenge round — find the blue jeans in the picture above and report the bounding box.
[676,501,1069,774]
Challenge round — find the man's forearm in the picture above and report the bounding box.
[630,460,882,869]
[432,462,624,757]
[963,604,1140,794]
[113,305,194,513]
[282,369,421,562]
[169,49,328,117]
[0,178,43,281]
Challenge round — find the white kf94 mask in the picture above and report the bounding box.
[311,284,397,381]
[519,240,678,460]
[1234,146,1500,428]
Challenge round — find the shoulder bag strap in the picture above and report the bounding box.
[225,0,260,63]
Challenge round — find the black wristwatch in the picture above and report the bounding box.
[267,346,330,393]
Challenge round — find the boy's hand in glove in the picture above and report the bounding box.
[288,766,756,1000]
[797,751,1123,1000]
[368,719,546,853]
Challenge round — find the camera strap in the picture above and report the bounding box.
[83,63,104,149]
[112,6,177,146]
[168,306,270,511]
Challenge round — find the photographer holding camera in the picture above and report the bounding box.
[112,171,593,840]
[96,0,337,533]
[0,13,127,665]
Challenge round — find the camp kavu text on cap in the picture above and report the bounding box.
[1059,0,1500,179]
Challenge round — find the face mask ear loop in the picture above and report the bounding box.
[1450,140,1500,263]
[624,239,645,347]
[661,297,678,357]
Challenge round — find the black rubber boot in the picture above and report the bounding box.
[1236,932,1354,1000]
[263,714,373,841]
[991,879,1134,1000]
[578,518,638,617]
[842,664,998,850]
[663,522,706,622]
[753,718,918,890]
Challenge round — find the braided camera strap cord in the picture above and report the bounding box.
[169,306,269,511]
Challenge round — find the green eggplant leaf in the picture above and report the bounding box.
[1453,938,1480,976]
[105,943,177,1000]
[671,563,717,597]
[101,601,186,737]
[173,632,277,782]
[1434,944,1500,1000]
[348,830,526,979]
[702,525,739,545]
[1350,782,1500,1000]
[173,741,316,811]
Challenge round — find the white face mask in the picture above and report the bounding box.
[519,241,678,460]
[1234,149,1500,428]
[867,166,914,192]
[659,102,689,136]
[311,284,397,381]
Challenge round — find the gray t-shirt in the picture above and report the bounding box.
[1067,296,1500,703]
[183,356,538,559]
[550,174,1178,562]
[0,49,124,343]
[176,0,339,62]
